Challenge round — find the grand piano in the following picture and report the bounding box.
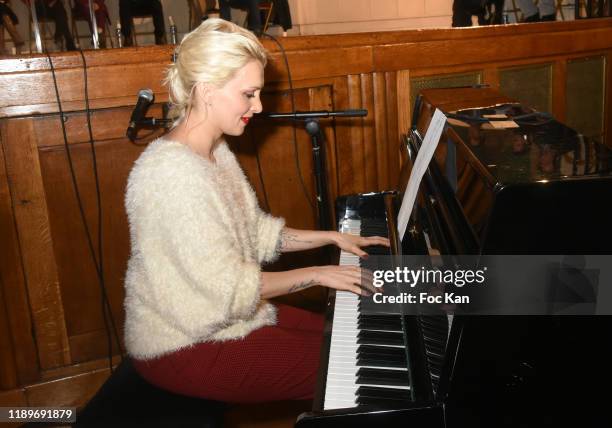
[295,87,612,427]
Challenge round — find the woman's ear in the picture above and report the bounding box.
[194,82,214,107]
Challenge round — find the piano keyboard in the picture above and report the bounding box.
[323,218,413,410]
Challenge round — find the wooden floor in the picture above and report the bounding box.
[224,400,312,428]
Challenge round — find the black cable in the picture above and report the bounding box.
[76,51,112,372]
[78,50,124,366]
[45,50,122,376]
[262,33,316,212]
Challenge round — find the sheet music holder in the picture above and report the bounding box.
[397,108,447,241]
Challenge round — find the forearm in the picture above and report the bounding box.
[260,268,317,299]
[280,227,339,252]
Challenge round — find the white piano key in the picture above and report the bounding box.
[324,218,413,410]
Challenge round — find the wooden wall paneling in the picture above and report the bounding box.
[553,59,568,123]
[0,67,85,113]
[0,57,170,118]
[38,144,103,339]
[347,74,367,194]
[373,26,612,72]
[0,46,170,74]
[0,21,609,117]
[330,76,355,197]
[38,138,140,363]
[0,132,39,386]
[265,76,344,94]
[0,118,70,370]
[40,355,121,382]
[0,275,18,389]
[565,55,607,139]
[408,57,552,80]
[68,329,120,364]
[359,73,378,192]
[373,72,390,190]
[267,46,374,83]
[384,71,400,189]
[396,69,411,137]
[482,67,500,91]
[499,62,554,114]
[261,20,609,53]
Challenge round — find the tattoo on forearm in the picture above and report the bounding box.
[281,231,313,249]
[288,280,316,293]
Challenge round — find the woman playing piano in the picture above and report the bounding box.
[123,18,387,403]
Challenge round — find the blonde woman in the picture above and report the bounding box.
[124,18,387,402]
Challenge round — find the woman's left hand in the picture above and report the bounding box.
[333,232,390,258]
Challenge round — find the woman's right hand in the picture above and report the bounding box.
[261,266,377,299]
[310,265,376,296]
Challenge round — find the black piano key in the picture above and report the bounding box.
[420,319,448,334]
[358,315,403,331]
[357,330,404,346]
[357,346,408,368]
[364,245,390,256]
[422,331,446,345]
[425,351,445,366]
[423,337,446,354]
[356,368,411,387]
[356,386,412,401]
[360,218,389,237]
[357,356,408,369]
[358,344,406,357]
[420,316,449,330]
[429,365,442,378]
[420,323,448,336]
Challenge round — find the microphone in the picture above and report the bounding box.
[262,109,367,119]
[126,89,154,142]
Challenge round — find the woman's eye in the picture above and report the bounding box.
[245,93,255,99]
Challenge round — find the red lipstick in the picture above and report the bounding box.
[241,117,250,124]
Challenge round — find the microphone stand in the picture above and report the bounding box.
[127,117,173,142]
[305,119,330,230]
[135,117,173,127]
[262,110,367,231]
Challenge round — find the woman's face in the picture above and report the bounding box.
[208,60,264,137]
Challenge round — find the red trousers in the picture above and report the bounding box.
[133,304,325,403]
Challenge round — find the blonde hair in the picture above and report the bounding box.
[164,18,268,123]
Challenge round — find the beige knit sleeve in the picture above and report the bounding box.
[255,210,285,264]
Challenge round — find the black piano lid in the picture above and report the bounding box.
[445,103,611,184]
[422,101,612,254]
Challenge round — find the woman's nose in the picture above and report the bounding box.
[251,97,263,114]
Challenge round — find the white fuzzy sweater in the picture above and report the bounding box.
[124,138,284,359]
